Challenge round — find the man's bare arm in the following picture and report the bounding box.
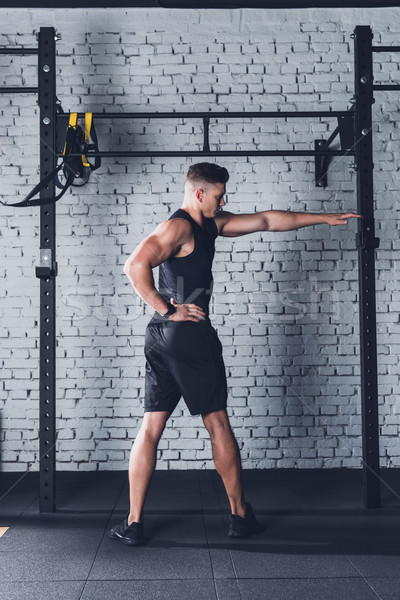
[264,210,362,231]
[124,219,206,322]
[215,210,362,236]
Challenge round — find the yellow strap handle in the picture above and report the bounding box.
[82,113,93,167]
[69,112,78,128]
[62,113,78,157]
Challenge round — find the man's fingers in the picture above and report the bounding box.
[188,303,204,311]
[188,306,205,315]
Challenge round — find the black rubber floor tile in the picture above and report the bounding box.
[143,513,207,546]
[380,470,400,508]
[200,492,226,512]
[81,579,217,600]
[236,578,380,600]
[56,490,121,512]
[119,471,201,494]
[0,547,100,582]
[20,503,111,528]
[214,579,242,600]
[89,546,213,580]
[0,525,105,553]
[367,577,400,600]
[0,492,38,523]
[264,514,400,548]
[0,581,85,600]
[55,472,126,511]
[344,551,400,577]
[228,546,359,579]
[209,549,236,578]
[114,490,203,512]
[202,513,232,544]
[240,469,364,511]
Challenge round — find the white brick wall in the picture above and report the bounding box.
[0,7,399,471]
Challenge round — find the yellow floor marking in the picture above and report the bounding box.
[0,527,9,538]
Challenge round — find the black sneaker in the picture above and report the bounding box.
[228,502,264,538]
[108,518,144,546]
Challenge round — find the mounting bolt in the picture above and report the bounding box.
[349,97,356,104]
[361,128,369,136]
[43,64,51,73]
[75,172,81,178]
[350,163,358,170]
[54,33,62,41]
[43,117,50,125]
[56,99,62,105]
[360,76,368,84]
[350,33,355,39]
[317,181,324,186]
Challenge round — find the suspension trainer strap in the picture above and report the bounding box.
[0,112,99,208]
[82,112,92,167]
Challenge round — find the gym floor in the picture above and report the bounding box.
[0,469,399,600]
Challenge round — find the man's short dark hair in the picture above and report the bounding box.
[186,162,229,186]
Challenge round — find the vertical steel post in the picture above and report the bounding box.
[37,27,57,512]
[353,25,381,508]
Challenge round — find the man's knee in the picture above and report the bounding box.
[202,408,231,439]
[142,411,170,441]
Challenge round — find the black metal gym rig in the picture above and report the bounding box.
[0,25,398,511]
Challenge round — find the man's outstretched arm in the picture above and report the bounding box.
[215,210,362,237]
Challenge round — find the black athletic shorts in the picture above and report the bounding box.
[144,320,228,416]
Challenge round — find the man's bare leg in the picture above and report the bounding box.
[128,410,170,524]
[202,408,246,518]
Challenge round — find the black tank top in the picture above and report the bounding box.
[149,208,218,324]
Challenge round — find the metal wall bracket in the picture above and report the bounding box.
[314,111,355,188]
[355,218,380,250]
[35,249,58,278]
[315,140,328,187]
[338,115,355,151]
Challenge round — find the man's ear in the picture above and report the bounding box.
[195,188,203,203]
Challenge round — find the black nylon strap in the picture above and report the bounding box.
[0,166,75,207]
[0,112,101,208]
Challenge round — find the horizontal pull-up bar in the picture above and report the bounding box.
[0,87,38,94]
[58,150,352,158]
[57,110,352,120]
[373,84,400,90]
[0,48,38,55]
[372,46,400,52]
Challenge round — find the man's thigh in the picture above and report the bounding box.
[144,325,181,414]
[161,322,228,416]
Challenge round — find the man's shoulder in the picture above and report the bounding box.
[154,214,193,244]
[213,211,235,235]
[161,215,193,232]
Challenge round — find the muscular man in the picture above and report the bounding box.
[108,162,361,546]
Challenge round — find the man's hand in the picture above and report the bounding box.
[324,212,363,226]
[168,298,206,322]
